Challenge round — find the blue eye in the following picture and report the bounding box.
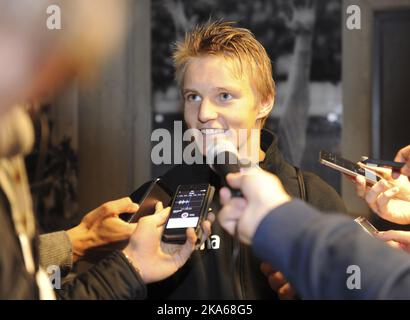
[220,92,233,101]
[186,94,201,102]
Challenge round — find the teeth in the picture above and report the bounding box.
[200,129,226,135]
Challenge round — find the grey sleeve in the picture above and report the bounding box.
[39,231,73,275]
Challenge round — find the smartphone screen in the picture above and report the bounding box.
[165,184,209,229]
[162,184,214,244]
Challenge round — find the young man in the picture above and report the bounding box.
[134,21,347,299]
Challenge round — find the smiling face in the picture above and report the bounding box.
[182,55,272,161]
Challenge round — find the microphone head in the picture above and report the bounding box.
[206,140,241,176]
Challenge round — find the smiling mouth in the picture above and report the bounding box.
[199,128,227,135]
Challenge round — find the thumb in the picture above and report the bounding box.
[226,172,243,189]
[152,207,171,226]
[377,230,410,245]
[155,201,164,213]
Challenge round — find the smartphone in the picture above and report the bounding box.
[361,158,405,170]
[162,184,215,244]
[127,178,173,223]
[354,216,379,236]
[319,150,380,185]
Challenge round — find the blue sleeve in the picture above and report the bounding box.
[252,199,410,299]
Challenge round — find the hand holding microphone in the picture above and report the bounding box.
[218,167,292,245]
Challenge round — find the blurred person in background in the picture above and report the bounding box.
[0,0,205,299]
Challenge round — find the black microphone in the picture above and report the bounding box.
[206,141,243,197]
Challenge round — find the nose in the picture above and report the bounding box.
[198,99,218,123]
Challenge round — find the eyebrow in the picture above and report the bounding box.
[182,86,240,95]
[215,86,239,92]
[182,88,198,95]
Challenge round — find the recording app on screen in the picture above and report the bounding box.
[166,186,208,229]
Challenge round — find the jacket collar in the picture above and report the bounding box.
[259,129,287,175]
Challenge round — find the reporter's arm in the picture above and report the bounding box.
[39,197,139,275]
[55,250,147,300]
[38,232,73,276]
[252,199,410,299]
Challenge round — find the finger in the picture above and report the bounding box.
[355,175,367,198]
[268,272,287,291]
[392,168,401,180]
[375,187,400,215]
[155,201,164,213]
[260,262,276,278]
[278,283,296,300]
[383,240,403,250]
[217,217,237,236]
[395,145,410,163]
[365,180,390,212]
[185,228,197,245]
[201,220,212,240]
[219,187,232,206]
[377,230,410,245]
[402,164,410,177]
[83,198,139,225]
[207,212,216,224]
[218,198,247,236]
[110,197,140,215]
[218,198,247,225]
[226,172,243,189]
[344,174,356,184]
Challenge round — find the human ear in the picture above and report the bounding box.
[256,95,274,119]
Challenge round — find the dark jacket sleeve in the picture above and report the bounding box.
[252,199,410,299]
[303,172,348,214]
[55,251,147,300]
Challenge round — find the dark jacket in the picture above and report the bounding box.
[0,188,147,300]
[131,130,347,299]
[254,199,410,299]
